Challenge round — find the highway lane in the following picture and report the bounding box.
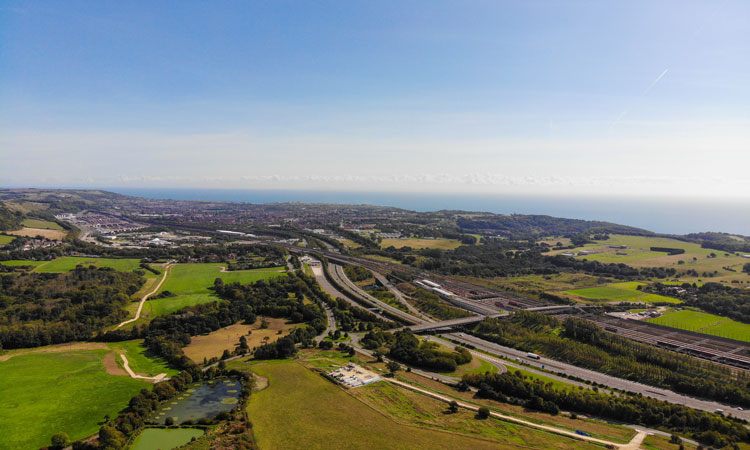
[330,263,426,325]
[309,262,390,322]
[444,332,750,421]
[370,270,434,322]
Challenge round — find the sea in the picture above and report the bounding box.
[110,188,750,236]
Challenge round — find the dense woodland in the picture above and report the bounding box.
[361,329,472,372]
[468,312,750,408]
[0,266,144,349]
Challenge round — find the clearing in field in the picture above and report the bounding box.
[0,259,46,268]
[380,237,463,250]
[548,234,750,283]
[107,340,180,377]
[565,282,681,304]
[648,309,750,342]
[130,428,204,450]
[247,361,598,450]
[21,218,63,230]
[133,264,287,323]
[0,349,148,450]
[7,227,68,240]
[183,317,296,363]
[32,256,149,274]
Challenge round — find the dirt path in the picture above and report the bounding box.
[385,378,637,448]
[620,431,647,450]
[116,264,172,328]
[119,354,168,383]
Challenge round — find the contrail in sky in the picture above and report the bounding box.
[644,68,669,94]
[612,68,669,126]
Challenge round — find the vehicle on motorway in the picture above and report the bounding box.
[527,352,541,360]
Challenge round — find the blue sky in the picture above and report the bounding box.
[2,1,749,197]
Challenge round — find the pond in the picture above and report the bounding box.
[155,378,242,424]
[130,428,204,450]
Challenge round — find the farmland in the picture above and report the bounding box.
[648,309,750,342]
[21,218,63,230]
[565,282,681,304]
[0,259,46,267]
[183,317,296,363]
[380,237,463,250]
[549,234,750,283]
[247,361,594,450]
[121,264,288,327]
[31,256,149,274]
[0,235,15,245]
[0,349,147,450]
[107,340,179,377]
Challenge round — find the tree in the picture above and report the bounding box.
[477,407,490,419]
[448,400,459,414]
[387,361,401,374]
[51,432,70,449]
[743,263,750,274]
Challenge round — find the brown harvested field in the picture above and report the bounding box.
[183,317,296,363]
[102,352,128,376]
[0,341,109,362]
[7,227,67,240]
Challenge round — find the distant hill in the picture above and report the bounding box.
[455,213,651,238]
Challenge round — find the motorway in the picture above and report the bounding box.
[309,263,390,323]
[444,332,750,421]
[370,270,434,321]
[329,263,426,325]
[297,246,750,420]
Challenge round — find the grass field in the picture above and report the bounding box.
[21,218,63,230]
[32,256,149,274]
[565,282,681,304]
[439,357,499,377]
[247,361,593,450]
[549,234,750,284]
[7,226,68,240]
[183,318,295,363]
[135,264,286,322]
[380,238,463,250]
[0,235,15,244]
[0,350,148,449]
[130,428,204,450]
[0,259,47,267]
[648,309,750,342]
[157,264,285,296]
[353,381,603,450]
[107,340,179,377]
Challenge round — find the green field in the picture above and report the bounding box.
[157,264,285,296]
[0,235,15,245]
[32,256,148,274]
[21,218,63,230]
[0,350,147,450]
[380,237,463,250]
[565,282,681,304]
[0,259,46,267]
[132,264,287,321]
[107,340,179,377]
[550,234,750,283]
[648,309,750,342]
[248,361,591,450]
[130,428,204,450]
